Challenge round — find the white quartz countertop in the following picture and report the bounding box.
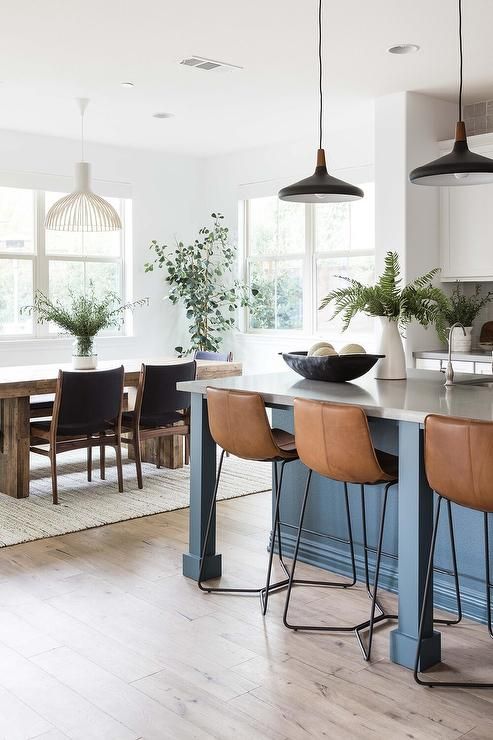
[178,368,493,424]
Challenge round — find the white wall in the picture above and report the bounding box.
[0,129,202,366]
[200,116,375,372]
[375,92,457,360]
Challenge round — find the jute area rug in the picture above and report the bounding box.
[0,450,272,547]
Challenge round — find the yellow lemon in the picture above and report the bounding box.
[312,346,338,357]
[339,343,366,354]
[308,341,334,356]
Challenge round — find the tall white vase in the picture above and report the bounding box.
[375,317,406,380]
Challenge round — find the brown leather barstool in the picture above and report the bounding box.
[198,387,298,613]
[415,414,493,689]
[283,399,399,660]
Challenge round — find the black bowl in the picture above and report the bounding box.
[282,351,384,382]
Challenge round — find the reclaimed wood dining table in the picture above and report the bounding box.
[0,357,242,499]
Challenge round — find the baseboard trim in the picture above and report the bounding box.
[276,529,489,626]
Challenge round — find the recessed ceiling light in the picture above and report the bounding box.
[387,43,420,55]
[152,112,174,119]
[121,81,135,88]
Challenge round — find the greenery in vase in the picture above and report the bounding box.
[441,282,493,327]
[319,250,448,342]
[22,282,148,355]
[145,212,258,354]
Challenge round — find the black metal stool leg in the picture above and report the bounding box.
[433,499,463,626]
[357,481,395,661]
[261,460,290,615]
[415,498,493,689]
[199,451,290,606]
[283,469,312,629]
[484,513,493,639]
[198,449,226,592]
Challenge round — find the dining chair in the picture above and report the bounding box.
[30,366,125,504]
[30,394,55,418]
[121,361,196,488]
[194,350,233,362]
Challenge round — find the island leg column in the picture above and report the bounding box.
[390,420,441,669]
[182,393,222,581]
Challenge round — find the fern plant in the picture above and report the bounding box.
[23,283,148,355]
[319,251,448,342]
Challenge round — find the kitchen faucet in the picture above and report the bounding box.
[444,322,466,386]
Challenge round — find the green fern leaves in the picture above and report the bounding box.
[319,251,448,342]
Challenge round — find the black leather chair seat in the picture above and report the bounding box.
[122,410,184,429]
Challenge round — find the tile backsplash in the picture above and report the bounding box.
[464,101,493,136]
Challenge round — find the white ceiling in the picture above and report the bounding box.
[1,0,493,156]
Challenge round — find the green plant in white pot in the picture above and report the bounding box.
[23,283,147,369]
[442,283,493,352]
[319,251,448,379]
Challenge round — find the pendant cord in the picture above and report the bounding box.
[81,111,84,161]
[458,0,463,121]
[318,0,323,151]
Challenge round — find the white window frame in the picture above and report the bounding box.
[241,180,375,337]
[0,186,132,341]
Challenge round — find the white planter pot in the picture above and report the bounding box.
[450,325,473,352]
[72,354,98,370]
[375,317,406,380]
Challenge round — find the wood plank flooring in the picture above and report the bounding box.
[0,490,492,739]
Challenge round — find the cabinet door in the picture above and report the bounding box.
[441,184,493,281]
[415,359,441,370]
[475,361,493,374]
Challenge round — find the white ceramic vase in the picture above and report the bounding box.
[450,325,472,352]
[375,316,406,380]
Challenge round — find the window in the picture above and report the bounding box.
[244,183,375,338]
[0,186,131,338]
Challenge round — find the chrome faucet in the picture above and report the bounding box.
[444,322,466,386]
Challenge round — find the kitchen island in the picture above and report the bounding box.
[178,368,493,670]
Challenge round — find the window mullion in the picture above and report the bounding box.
[35,190,49,338]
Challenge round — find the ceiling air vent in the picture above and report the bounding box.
[179,56,243,73]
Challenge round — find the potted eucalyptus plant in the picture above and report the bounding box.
[145,212,258,355]
[441,283,493,352]
[23,283,147,369]
[319,251,448,379]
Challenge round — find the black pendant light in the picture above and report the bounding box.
[410,0,493,186]
[278,0,364,203]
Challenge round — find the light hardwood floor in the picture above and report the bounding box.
[0,490,493,739]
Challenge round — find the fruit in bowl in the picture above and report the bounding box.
[307,341,335,355]
[339,343,366,354]
[311,346,338,357]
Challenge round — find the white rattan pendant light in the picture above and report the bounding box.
[45,98,122,232]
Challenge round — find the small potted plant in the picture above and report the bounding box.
[319,251,448,379]
[441,283,493,352]
[23,283,148,369]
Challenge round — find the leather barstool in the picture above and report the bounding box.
[283,399,398,660]
[198,387,298,613]
[415,414,493,689]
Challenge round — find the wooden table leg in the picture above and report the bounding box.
[0,396,30,498]
[128,436,184,469]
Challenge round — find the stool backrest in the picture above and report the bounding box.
[138,361,196,420]
[55,366,124,434]
[425,414,493,512]
[207,387,280,460]
[294,399,387,484]
[194,350,233,362]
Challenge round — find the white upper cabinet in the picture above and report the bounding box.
[440,133,493,281]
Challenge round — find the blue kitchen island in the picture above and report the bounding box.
[178,368,493,671]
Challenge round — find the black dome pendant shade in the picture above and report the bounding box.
[410,0,493,187]
[279,149,364,202]
[278,0,363,203]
